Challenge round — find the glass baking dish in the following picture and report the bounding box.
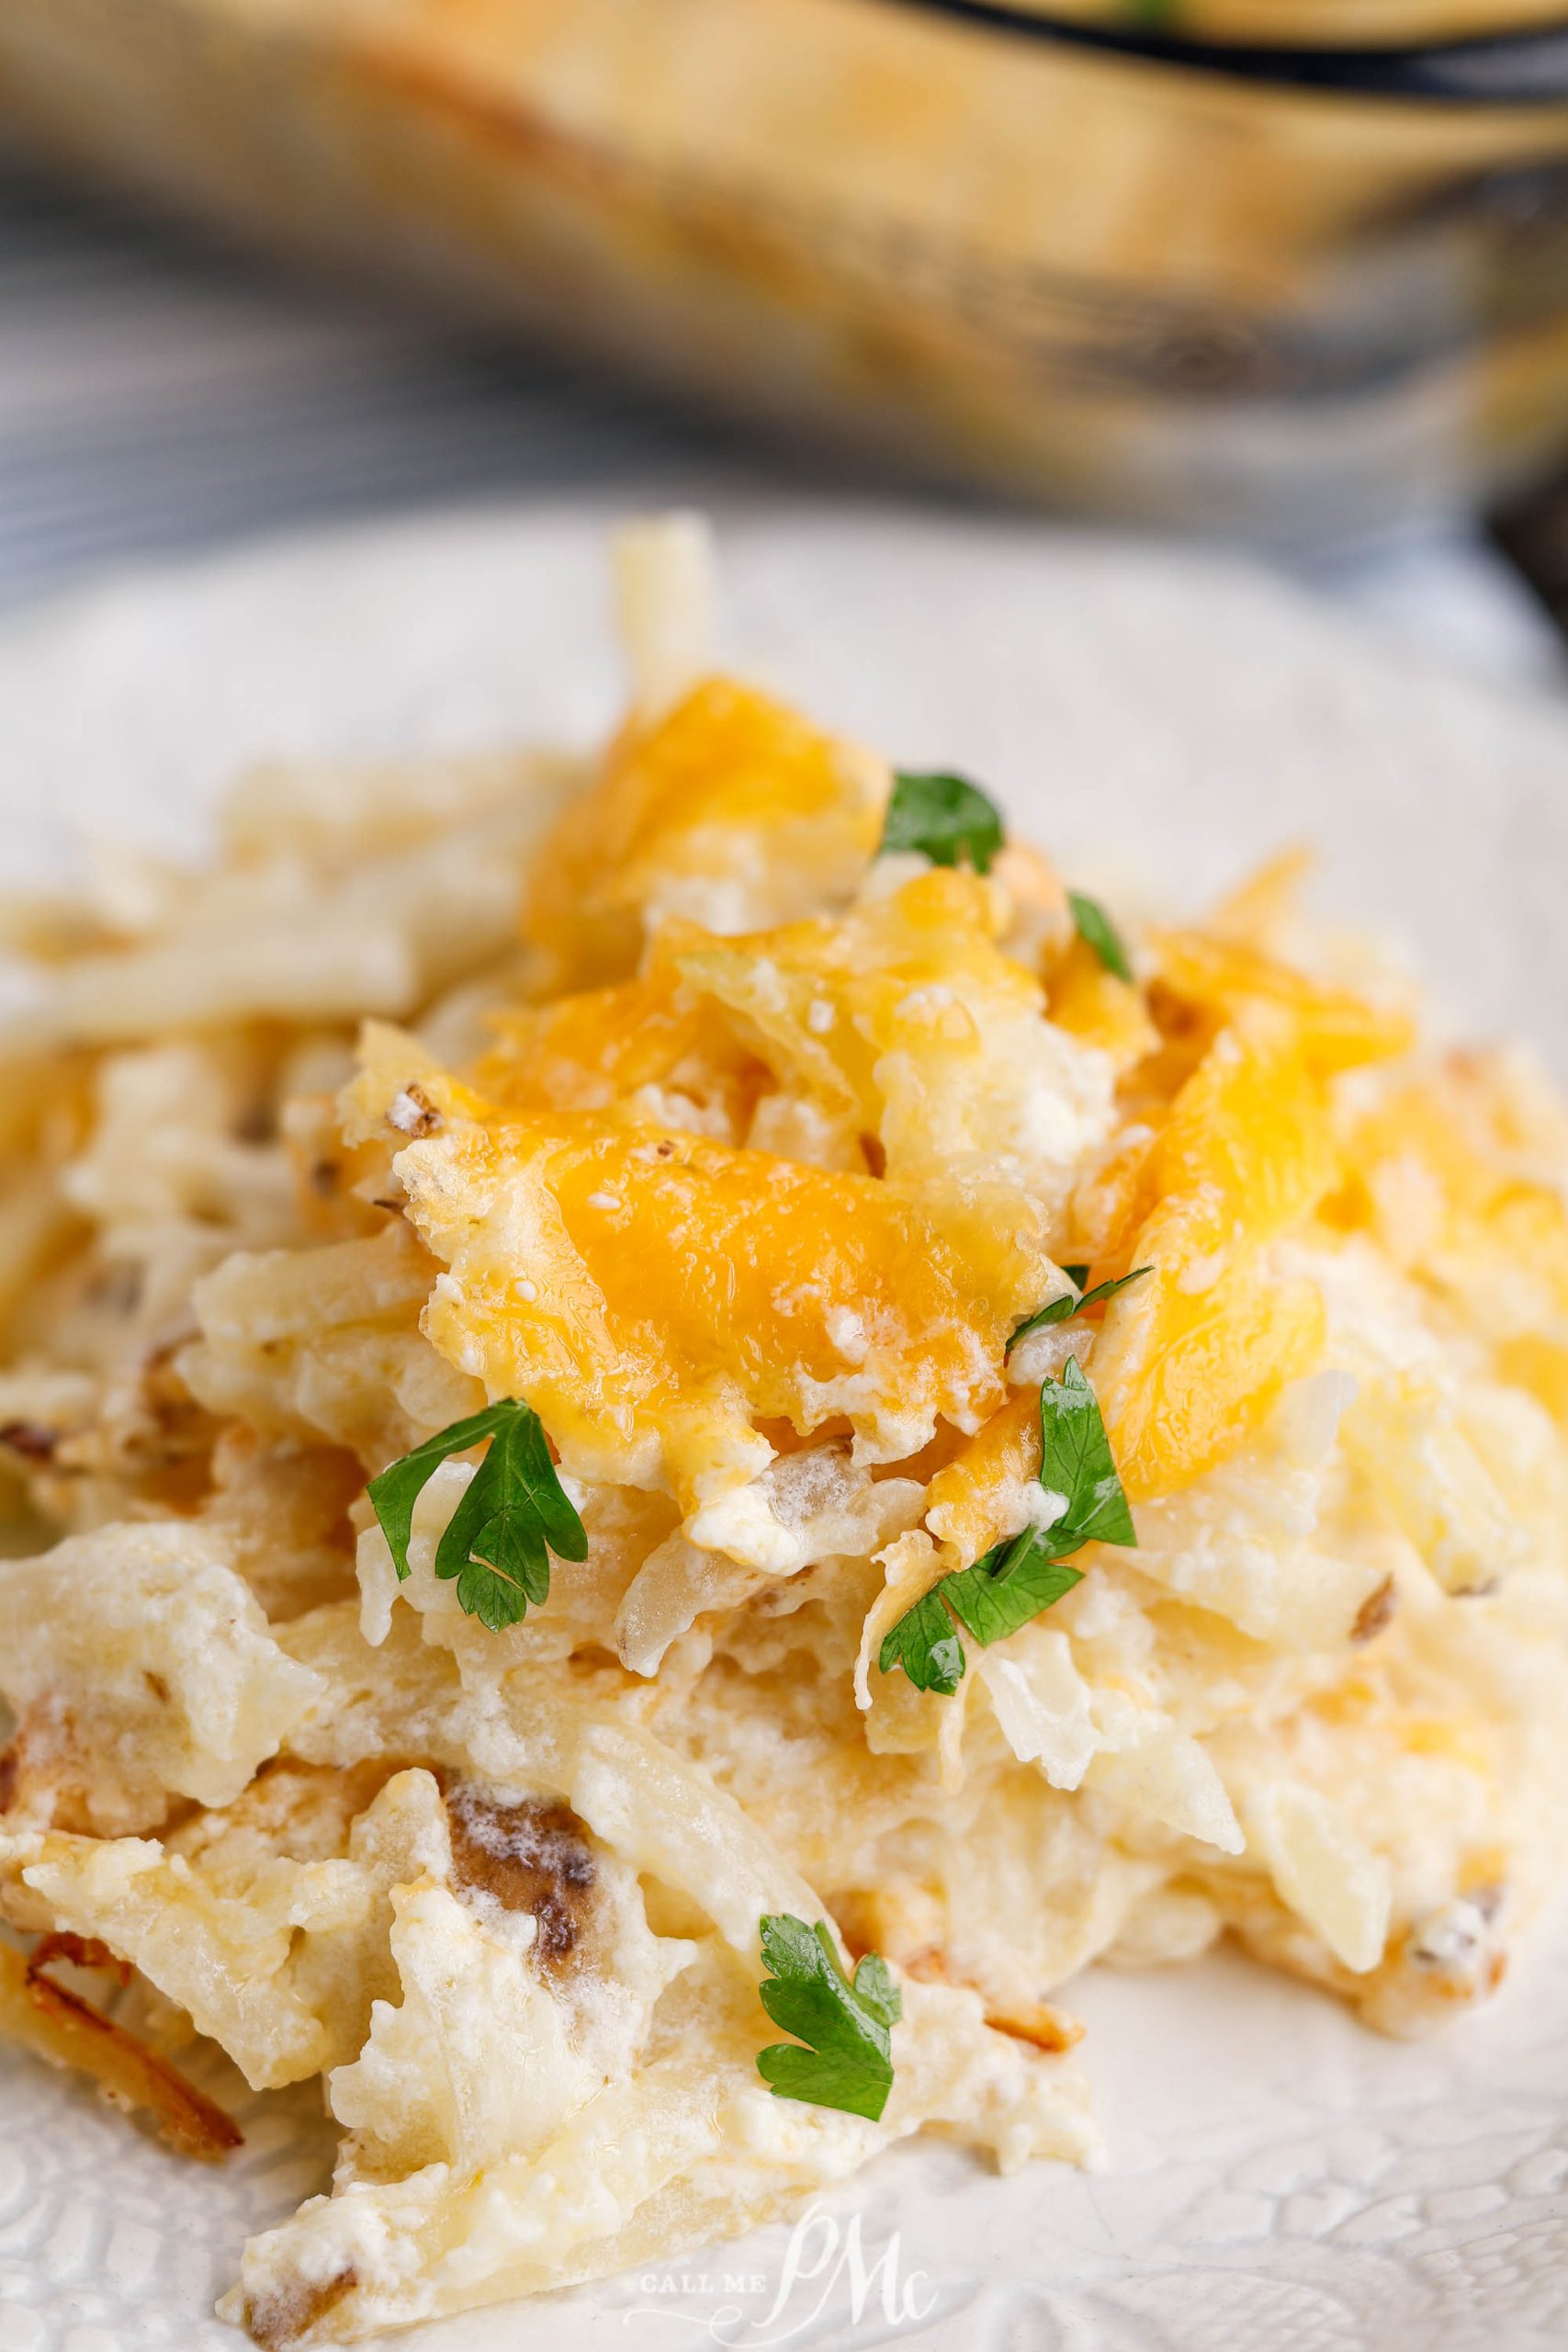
[4,0,1568,537]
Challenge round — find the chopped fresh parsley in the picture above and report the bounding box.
[881,771,1004,875]
[1037,1355,1137,1554]
[876,1359,1135,1696]
[1010,1263,1153,1347]
[1067,889,1134,983]
[756,1914,900,2121]
[876,1585,965,1698]
[367,1398,587,1633]
[940,1525,1086,1648]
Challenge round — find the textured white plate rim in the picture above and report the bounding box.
[6,488,1568,1059]
[1,495,1566,2352]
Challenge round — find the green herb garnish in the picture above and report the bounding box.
[881,772,1004,875]
[1034,1355,1138,1554]
[876,1359,1135,1696]
[939,1526,1087,1648]
[367,1398,587,1633]
[875,1585,965,1698]
[1067,889,1134,982]
[1010,1264,1153,1347]
[756,1914,900,2121]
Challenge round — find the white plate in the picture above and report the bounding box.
[2,501,1567,2352]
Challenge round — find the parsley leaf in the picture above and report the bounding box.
[756,1914,900,2121]
[876,1585,965,1696]
[1010,1263,1152,1346]
[940,1525,1084,1647]
[1068,889,1134,982]
[367,1398,587,1633]
[1041,1357,1137,1553]
[367,1404,518,1583]
[881,772,1004,875]
[875,1358,1135,1695]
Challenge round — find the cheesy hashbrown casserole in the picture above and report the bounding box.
[1,516,1567,2346]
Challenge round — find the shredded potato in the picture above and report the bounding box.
[0,1935,242,2160]
[1,515,1566,2346]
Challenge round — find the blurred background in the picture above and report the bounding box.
[5,0,1568,661]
